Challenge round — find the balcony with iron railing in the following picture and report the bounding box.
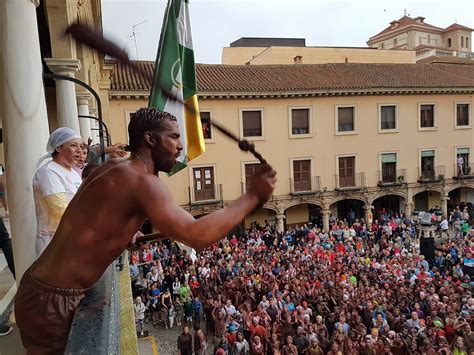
[377,169,407,187]
[453,163,474,180]
[289,176,321,195]
[188,184,223,205]
[335,172,366,190]
[417,166,446,183]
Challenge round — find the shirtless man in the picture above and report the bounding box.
[15,108,276,354]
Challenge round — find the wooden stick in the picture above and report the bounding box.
[66,23,269,164]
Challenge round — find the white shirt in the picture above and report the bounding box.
[440,219,449,230]
[33,161,82,239]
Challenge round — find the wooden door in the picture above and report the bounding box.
[193,167,215,201]
[339,157,355,187]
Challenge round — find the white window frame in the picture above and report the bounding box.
[290,157,315,192]
[418,148,437,176]
[199,109,215,143]
[418,102,437,131]
[188,163,218,199]
[335,104,358,135]
[241,160,260,188]
[335,154,358,187]
[288,106,313,139]
[378,151,398,173]
[378,103,399,133]
[454,101,471,129]
[124,109,136,144]
[239,108,264,141]
[455,146,471,177]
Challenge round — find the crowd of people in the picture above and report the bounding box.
[131,206,473,354]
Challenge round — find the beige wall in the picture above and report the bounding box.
[110,93,474,208]
[221,47,267,65]
[286,205,309,225]
[222,46,416,65]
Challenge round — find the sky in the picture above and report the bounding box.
[102,0,474,64]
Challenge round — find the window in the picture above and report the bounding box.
[339,156,355,187]
[456,148,470,176]
[394,38,397,46]
[337,106,355,132]
[381,153,397,183]
[420,150,435,180]
[461,36,464,48]
[448,38,452,47]
[467,37,470,49]
[291,108,310,135]
[200,111,212,140]
[293,159,311,192]
[242,110,262,137]
[427,34,431,44]
[420,104,435,128]
[456,103,470,126]
[193,167,215,201]
[244,163,260,192]
[380,105,396,130]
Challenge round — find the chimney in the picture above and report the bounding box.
[414,16,425,24]
[294,55,302,64]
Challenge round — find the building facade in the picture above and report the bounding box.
[222,37,415,65]
[109,61,474,233]
[367,15,473,61]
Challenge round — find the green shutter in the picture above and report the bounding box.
[421,150,435,157]
[381,153,397,163]
[457,148,470,155]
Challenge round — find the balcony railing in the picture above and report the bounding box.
[453,163,474,179]
[289,176,321,195]
[377,169,407,187]
[335,172,366,190]
[188,184,223,205]
[417,166,446,183]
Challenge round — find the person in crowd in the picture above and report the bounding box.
[32,127,83,256]
[177,325,193,355]
[126,199,474,354]
[134,296,146,336]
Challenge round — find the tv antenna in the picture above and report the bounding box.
[130,19,148,60]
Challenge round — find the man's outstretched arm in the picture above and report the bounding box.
[138,164,276,251]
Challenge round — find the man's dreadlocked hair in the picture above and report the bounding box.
[127,107,177,151]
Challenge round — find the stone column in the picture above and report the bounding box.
[276,212,285,233]
[44,58,81,133]
[0,0,50,281]
[76,92,92,141]
[406,187,414,217]
[441,194,449,219]
[405,202,413,218]
[89,107,99,144]
[363,204,372,225]
[322,209,331,232]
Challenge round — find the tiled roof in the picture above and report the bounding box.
[444,23,474,32]
[109,60,474,97]
[369,16,443,41]
[417,56,474,64]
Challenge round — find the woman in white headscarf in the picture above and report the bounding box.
[33,127,83,257]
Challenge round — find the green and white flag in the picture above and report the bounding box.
[149,0,205,176]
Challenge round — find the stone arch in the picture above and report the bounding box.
[283,199,324,212]
[328,194,368,206]
[411,185,444,197]
[371,190,407,202]
[445,182,474,194]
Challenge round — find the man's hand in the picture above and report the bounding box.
[248,164,277,205]
[127,231,144,249]
[105,143,127,157]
